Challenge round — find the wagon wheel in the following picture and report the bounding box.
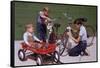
[53,51,60,63]
[18,49,27,61]
[36,55,43,65]
[85,25,95,47]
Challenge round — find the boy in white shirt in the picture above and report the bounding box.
[23,23,42,48]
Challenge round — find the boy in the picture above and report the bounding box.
[37,7,51,42]
[67,18,88,56]
[23,23,42,48]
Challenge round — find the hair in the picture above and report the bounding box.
[25,23,33,30]
[73,17,87,25]
[43,7,49,11]
[77,17,87,22]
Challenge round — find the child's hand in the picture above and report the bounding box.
[40,40,43,43]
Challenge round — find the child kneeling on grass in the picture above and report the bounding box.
[23,23,43,49]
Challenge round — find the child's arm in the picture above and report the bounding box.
[40,11,51,22]
[34,36,42,43]
[33,34,42,43]
[70,35,80,43]
[67,32,80,43]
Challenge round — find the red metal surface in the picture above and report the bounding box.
[21,42,56,54]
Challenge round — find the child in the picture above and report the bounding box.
[23,23,42,49]
[37,7,51,42]
[67,18,88,56]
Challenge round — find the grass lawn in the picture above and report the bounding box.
[14,1,97,40]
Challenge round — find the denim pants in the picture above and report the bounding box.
[68,41,87,56]
[37,22,47,42]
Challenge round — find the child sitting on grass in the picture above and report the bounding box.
[23,23,43,49]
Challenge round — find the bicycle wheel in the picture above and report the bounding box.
[55,34,64,55]
[85,25,95,47]
[57,32,69,56]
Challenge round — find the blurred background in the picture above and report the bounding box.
[14,2,97,40]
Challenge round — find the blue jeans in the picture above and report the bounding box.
[37,22,47,42]
[68,41,87,56]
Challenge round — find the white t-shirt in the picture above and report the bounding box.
[23,32,40,45]
[79,25,87,41]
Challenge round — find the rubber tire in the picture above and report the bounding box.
[53,51,60,63]
[59,32,69,56]
[85,25,95,47]
[36,55,43,66]
[18,49,27,61]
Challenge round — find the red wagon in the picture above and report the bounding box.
[18,42,60,65]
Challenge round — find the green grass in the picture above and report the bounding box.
[14,2,97,40]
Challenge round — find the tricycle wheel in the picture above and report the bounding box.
[53,51,60,63]
[18,49,27,61]
[36,55,43,65]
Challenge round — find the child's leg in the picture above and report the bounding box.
[68,44,81,56]
[33,42,43,49]
[80,42,89,55]
[29,42,36,48]
[40,34,46,42]
[40,24,47,42]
